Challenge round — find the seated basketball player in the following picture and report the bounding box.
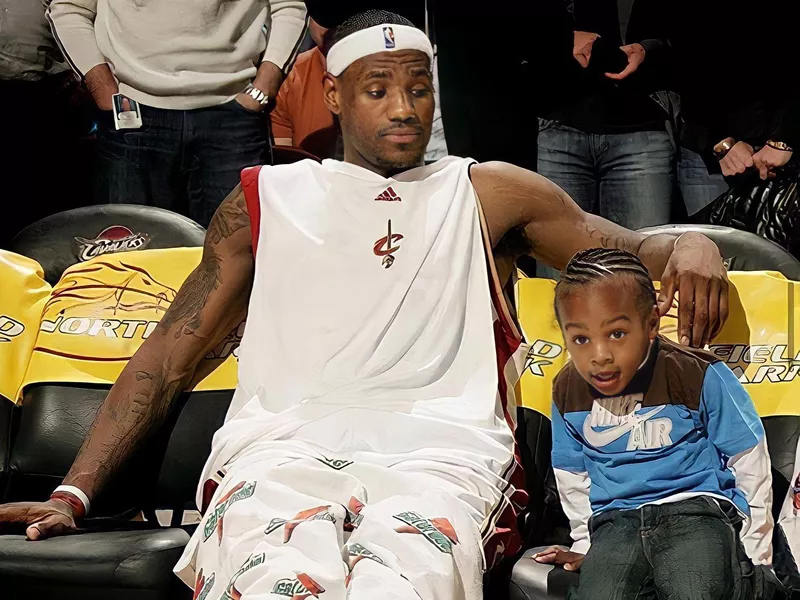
[535,249,771,600]
[0,11,730,600]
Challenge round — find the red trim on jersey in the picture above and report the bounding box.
[478,190,528,569]
[240,166,263,258]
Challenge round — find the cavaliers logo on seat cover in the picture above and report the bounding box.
[76,225,150,261]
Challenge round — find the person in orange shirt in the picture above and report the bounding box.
[271,19,339,159]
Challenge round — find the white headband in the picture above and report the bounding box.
[326,24,434,76]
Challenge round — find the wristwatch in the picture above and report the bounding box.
[242,84,270,107]
[766,140,793,152]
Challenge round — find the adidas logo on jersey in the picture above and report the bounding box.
[375,187,401,202]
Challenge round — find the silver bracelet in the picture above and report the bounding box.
[242,84,270,106]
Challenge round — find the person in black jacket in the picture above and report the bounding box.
[630,0,800,214]
[536,0,674,230]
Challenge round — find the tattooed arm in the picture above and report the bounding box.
[0,185,255,539]
[471,161,729,347]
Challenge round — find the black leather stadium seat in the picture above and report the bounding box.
[0,529,191,600]
[0,385,234,600]
[639,224,800,280]
[9,205,206,285]
[511,226,800,599]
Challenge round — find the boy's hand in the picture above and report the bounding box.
[533,546,585,571]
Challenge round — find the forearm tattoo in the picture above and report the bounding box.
[63,187,250,497]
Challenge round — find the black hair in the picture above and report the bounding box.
[329,10,417,48]
[554,248,657,324]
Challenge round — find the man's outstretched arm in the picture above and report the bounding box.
[472,161,729,348]
[0,185,255,539]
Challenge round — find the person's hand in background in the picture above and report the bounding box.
[753,144,793,180]
[573,31,600,68]
[718,141,755,177]
[605,43,646,80]
[84,63,119,111]
[236,61,285,113]
[533,546,585,571]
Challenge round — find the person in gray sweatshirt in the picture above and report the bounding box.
[47,0,308,226]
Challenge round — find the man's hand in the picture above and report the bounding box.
[657,233,729,347]
[0,499,77,540]
[533,546,585,571]
[573,31,600,68]
[470,162,731,347]
[237,61,285,113]
[605,43,646,80]
[753,145,793,180]
[84,63,119,111]
[719,141,755,177]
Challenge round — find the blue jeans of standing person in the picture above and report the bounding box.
[95,99,271,227]
[677,147,729,216]
[537,119,674,230]
[568,497,756,600]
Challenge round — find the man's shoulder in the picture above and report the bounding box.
[290,48,326,79]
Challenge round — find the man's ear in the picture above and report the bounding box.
[648,305,660,340]
[322,74,342,116]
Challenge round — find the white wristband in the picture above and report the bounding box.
[53,485,91,515]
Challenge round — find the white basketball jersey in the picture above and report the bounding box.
[200,157,518,504]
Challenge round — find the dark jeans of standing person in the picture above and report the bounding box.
[677,147,729,217]
[537,119,674,230]
[95,100,271,228]
[0,72,96,249]
[568,497,756,600]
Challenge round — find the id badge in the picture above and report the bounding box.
[112,93,143,130]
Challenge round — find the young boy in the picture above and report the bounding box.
[534,248,773,599]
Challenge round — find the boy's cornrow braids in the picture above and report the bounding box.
[555,248,658,320]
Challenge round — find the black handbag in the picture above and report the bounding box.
[709,166,800,259]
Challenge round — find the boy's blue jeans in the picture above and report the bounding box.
[569,496,755,600]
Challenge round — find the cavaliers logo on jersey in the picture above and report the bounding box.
[373,219,403,269]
